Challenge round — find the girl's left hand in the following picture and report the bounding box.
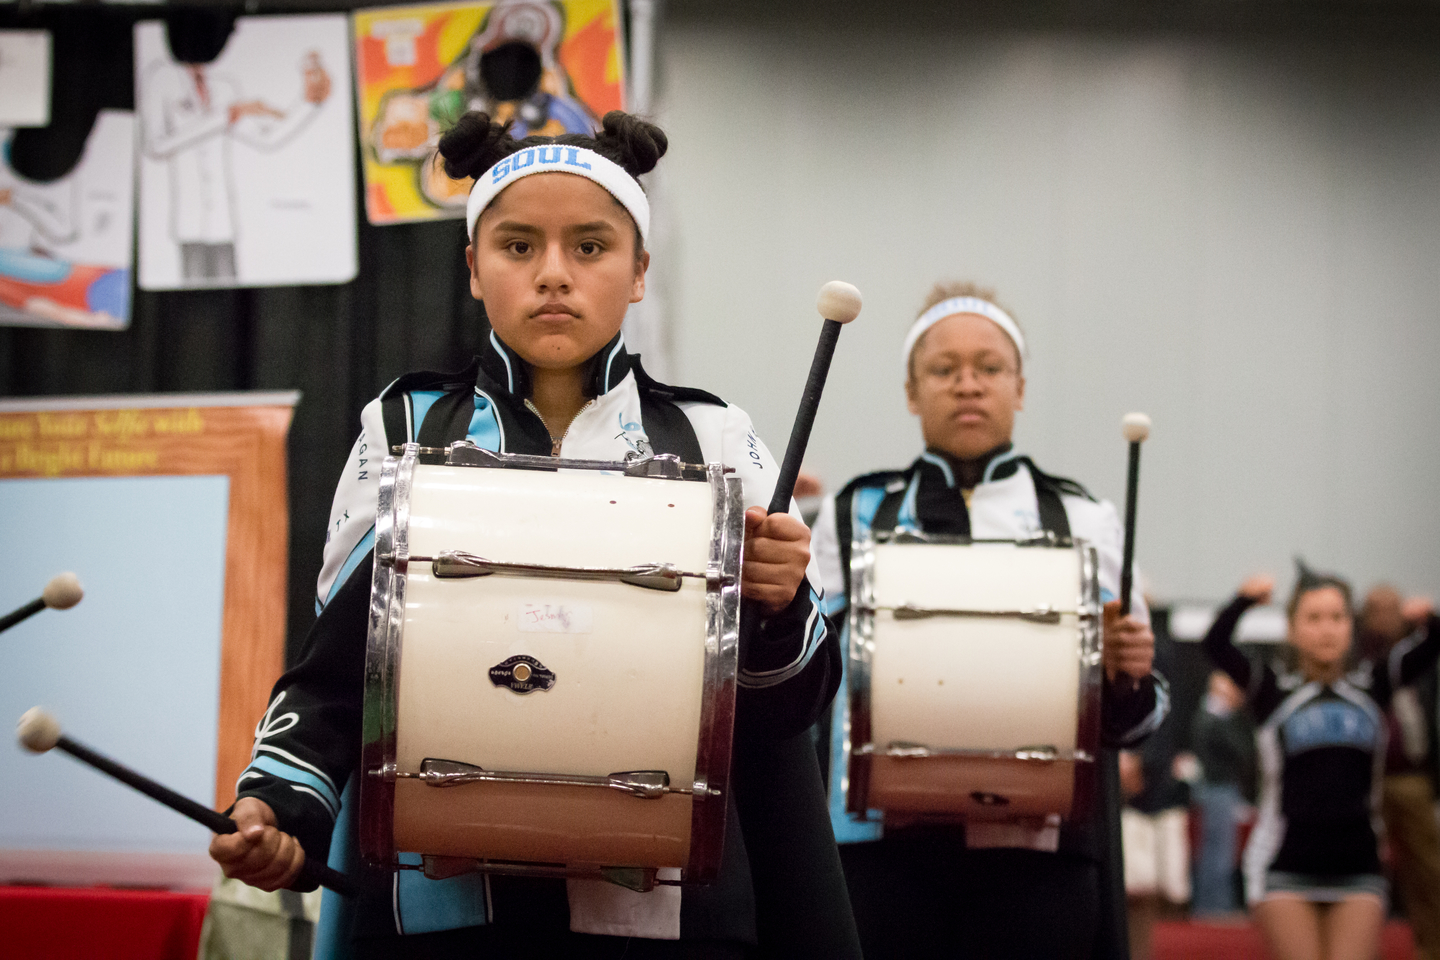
[742,506,811,617]
[1102,600,1154,683]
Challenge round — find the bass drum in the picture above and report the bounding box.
[360,441,744,892]
[843,534,1102,826]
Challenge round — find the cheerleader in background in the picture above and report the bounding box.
[1203,564,1440,960]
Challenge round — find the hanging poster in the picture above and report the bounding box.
[0,111,134,330]
[134,15,357,291]
[353,0,624,226]
[0,31,52,128]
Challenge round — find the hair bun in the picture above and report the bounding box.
[595,111,668,177]
[437,112,518,181]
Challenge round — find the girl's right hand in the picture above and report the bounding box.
[1239,574,1275,604]
[209,797,306,891]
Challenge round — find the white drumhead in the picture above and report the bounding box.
[867,541,1084,755]
[396,465,714,784]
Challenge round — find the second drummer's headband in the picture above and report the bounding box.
[901,296,1027,374]
[465,145,651,247]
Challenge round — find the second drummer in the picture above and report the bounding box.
[208,111,844,958]
[811,282,1168,959]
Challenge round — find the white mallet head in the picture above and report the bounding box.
[1122,412,1152,444]
[42,573,83,610]
[18,707,62,754]
[816,281,862,324]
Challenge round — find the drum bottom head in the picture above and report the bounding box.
[393,779,693,869]
[867,756,1075,822]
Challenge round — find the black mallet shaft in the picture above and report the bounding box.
[1118,413,1152,616]
[766,281,862,515]
[0,573,83,635]
[17,707,356,897]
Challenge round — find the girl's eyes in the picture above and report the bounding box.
[503,240,603,255]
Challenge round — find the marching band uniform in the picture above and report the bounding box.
[236,331,838,956]
[811,444,1170,959]
[1204,593,1440,906]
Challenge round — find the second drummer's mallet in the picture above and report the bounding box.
[766,281,863,514]
[0,573,83,636]
[16,707,357,897]
[1118,412,1152,616]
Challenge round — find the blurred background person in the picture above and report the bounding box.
[1190,669,1258,917]
[1204,567,1440,960]
[1360,585,1440,960]
[1122,606,1192,960]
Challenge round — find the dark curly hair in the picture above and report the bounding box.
[438,110,667,256]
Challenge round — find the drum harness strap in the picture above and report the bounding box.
[376,344,715,464]
[835,454,1080,590]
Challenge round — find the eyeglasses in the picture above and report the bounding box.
[915,358,1017,385]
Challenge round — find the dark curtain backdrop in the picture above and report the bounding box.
[0,5,490,661]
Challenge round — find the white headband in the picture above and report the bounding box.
[465,145,650,247]
[901,296,1027,373]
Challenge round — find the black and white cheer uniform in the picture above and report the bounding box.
[810,447,1169,960]
[1203,594,1440,904]
[234,332,841,957]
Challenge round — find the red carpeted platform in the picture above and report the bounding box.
[1154,919,1416,960]
[0,886,210,960]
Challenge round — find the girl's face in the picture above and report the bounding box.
[1290,586,1353,670]
[467,173,647,371]
[905,313,1025,460]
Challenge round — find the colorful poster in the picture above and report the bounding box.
[353,0,624,225]
[0,111,134,330]
[134,15,357,291]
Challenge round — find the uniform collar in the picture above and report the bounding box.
[915,443,1015,490]
[477,329,634,400]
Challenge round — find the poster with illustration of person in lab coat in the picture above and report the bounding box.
[134,14,356,290]
[0,110,135,329]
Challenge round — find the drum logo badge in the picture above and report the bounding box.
[489,655,557,694]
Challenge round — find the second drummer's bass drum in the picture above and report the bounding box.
[841,532,1103,829]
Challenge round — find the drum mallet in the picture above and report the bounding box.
[17,707,357,897]
[1118,413,1151,616]
[0,574,83,635]
[766,281,863,514]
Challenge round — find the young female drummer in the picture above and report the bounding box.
[207,111,841,958]
[1204,567,1440,960]
[810,282,1167,959]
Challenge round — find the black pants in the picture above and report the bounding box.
[355,927,752,960]
[841,840,1101,960]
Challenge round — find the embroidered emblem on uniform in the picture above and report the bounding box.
[1282,699,1377,754]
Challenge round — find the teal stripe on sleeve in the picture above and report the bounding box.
[247,754,341,813]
